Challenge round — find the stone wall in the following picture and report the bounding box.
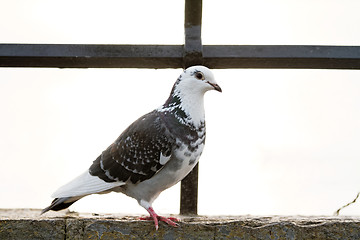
[1,209,359,239]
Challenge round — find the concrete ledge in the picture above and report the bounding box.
[1,209,360,239]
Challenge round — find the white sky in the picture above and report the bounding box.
[1,0,360,216]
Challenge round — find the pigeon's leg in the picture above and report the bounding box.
[140,207,179,230]
[139,200,179,230]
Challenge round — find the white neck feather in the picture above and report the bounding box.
[157,74,213,129]
[172,81,206,128]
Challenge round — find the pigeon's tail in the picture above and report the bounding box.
[41,196,82,215]
[51,171,125,199]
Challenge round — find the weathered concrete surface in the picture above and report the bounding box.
[1,209,360,239]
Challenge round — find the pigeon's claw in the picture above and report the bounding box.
[141,207,179,230]
[158,216,179,227]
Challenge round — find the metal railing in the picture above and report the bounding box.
[1,0,360,215]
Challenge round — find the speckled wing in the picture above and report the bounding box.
[89,110,174,184]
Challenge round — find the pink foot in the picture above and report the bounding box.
[140,207,179,230]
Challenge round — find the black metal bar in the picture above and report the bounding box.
[1,44,360,69]
[203,45,360,69]
[0,44,183,68]
[183,0,203,68]
[180,163,199,215]
[180,0,203,216]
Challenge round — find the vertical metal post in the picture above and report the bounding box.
[183,0,203,68]
[180,163,199,215]
[180,0,203,215]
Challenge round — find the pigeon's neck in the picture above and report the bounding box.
[158,82,206,128]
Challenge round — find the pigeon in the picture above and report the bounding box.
[42,65,221,230]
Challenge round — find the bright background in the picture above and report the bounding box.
[1,0,360,216]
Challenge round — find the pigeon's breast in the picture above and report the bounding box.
[169,126,206,180]
[170,141,204,182]
[174,138,204,167]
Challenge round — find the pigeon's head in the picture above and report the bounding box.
[175,66,222,95]
[162,65,221,126]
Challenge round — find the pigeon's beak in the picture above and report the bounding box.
[207,82,222,92]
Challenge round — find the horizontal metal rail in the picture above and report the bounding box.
[0,44,183,68]
[204,45,360,69]
[1,44,360,69]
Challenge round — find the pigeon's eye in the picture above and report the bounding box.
[195,72,204,80]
